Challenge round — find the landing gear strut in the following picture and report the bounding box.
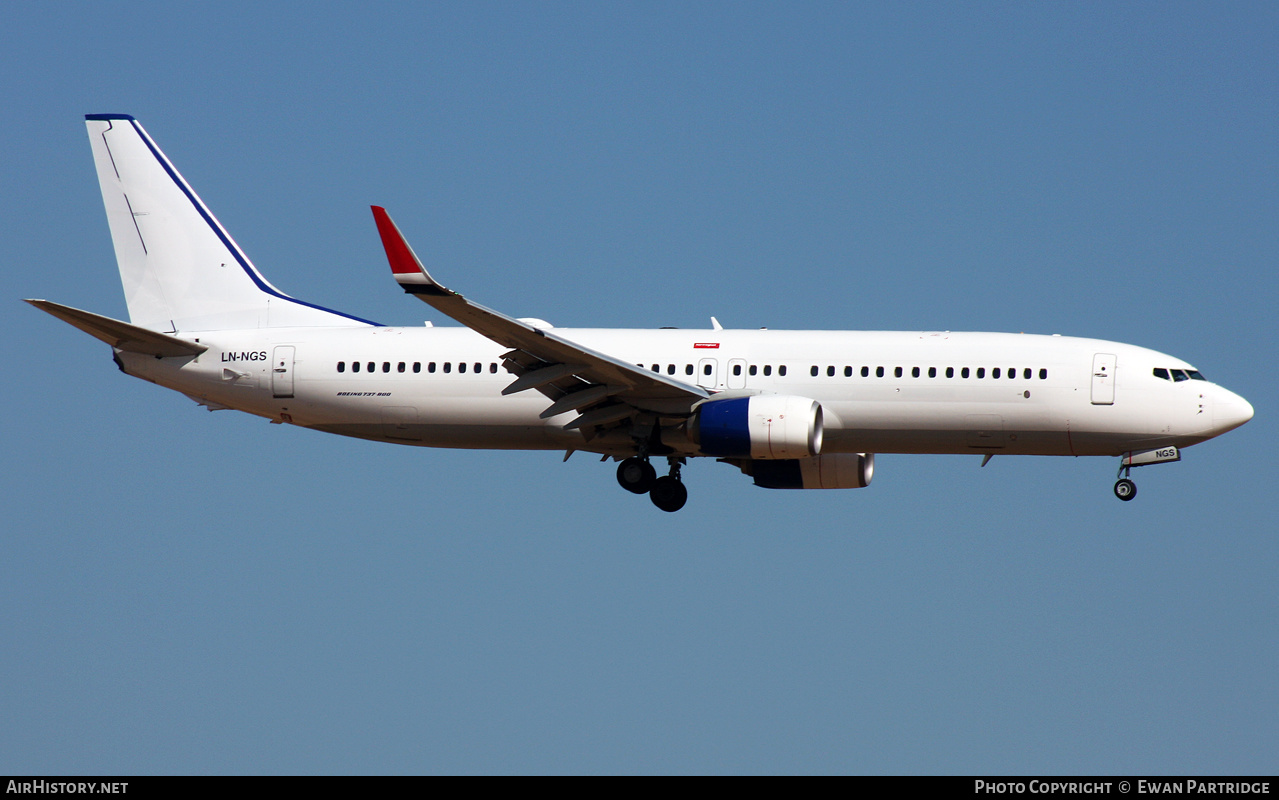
[1114,462,1137,501]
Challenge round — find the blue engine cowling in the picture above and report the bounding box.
[689,395,823,459]
[751,453,875,489]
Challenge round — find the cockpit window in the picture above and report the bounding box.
[1155,367,1207,382]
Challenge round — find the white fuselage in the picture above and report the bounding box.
[62,114,1254,509]
[117,325,1254,459]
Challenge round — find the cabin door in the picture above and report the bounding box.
[1091,353,1116,405]
[698,358,719,390]
[272,346,295,398]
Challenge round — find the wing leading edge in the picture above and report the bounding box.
[370,207,710,437]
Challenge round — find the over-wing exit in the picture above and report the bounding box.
[27,115,1254,512]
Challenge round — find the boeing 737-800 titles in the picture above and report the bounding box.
[27,115,1254,512]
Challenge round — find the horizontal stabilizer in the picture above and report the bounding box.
[26,299,207,357]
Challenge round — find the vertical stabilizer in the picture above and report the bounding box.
[84,114,375,332]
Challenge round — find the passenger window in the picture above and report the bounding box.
[474,362,481,373]
[352,361,360,373]
[443,362,452,373]
[459,362,467,373]
[490,363,498,374]
[861,366,869,378]
[946,367,954,378]
[749,365,758,376]
[414,362,421,373]
[704,364,712,376]
[367,362,375,373]
[428,362,436,373]
[844,366,852,377]
[668,364,676,375]
[1008,368,1016,380]
[811,366,819,377]
[993,368,1001,379]
[1039,369,1048,380]
[763,365,772,376]
[1023,368,1031,380]
[685,364,694,375]
[398,362,405,373]
[779,365,787,376]
[894,367,903,378]
[651,364,659,373]
[876,366,884,378]
[912,367,920,378]
[733,364,742,376]
[976,367,985,379]
[929,367,937,378]
[961,367,970,378]
[337,361,346,373]
[383,362,390,373]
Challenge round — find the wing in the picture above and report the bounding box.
[370,207,709,438]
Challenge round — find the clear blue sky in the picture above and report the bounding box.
[2,1,1275,774]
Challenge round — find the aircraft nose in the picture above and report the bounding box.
[1213,387,1254,434]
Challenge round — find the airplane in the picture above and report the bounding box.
[27,114,1254,512]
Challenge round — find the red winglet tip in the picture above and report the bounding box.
[371,206,422,276]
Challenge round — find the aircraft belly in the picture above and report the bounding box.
[310,422,573,450]
[820,397,1069,455]
[822,427,1069,456]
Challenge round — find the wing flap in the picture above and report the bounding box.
[503,362,588,396]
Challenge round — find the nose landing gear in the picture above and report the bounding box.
[1114,459,1138,501]
[616,455,688,512]
[1112,447,1180,501]
[1113,477,1137,501]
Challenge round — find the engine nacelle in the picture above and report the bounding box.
[689,395,823,459]
[750,453,875,490]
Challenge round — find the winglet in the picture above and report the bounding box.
[371,206,448,295]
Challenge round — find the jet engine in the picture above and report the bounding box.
[749,453,875,490]
[687,395,823,459]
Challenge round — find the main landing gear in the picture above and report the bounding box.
[616,456,655,494]
[617,456,688,512]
